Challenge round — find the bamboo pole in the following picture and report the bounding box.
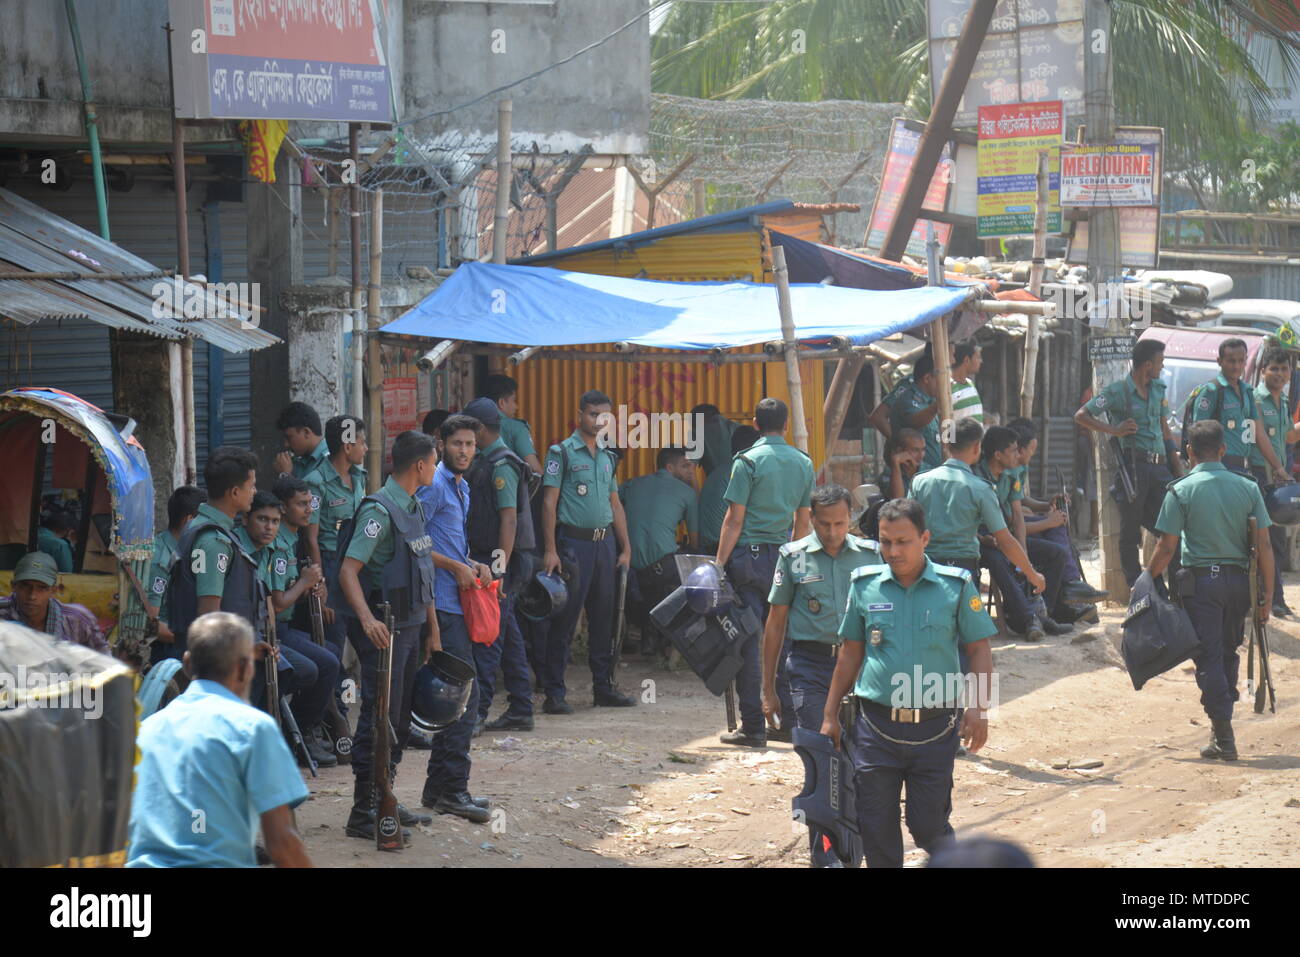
[771,245,809,453]
[366,189,383,490]
[1020,150,1048,418]
[493,99,512,265]
[349,124,364,419]
[926,225,954,445]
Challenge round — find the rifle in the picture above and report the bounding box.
[1246,517,1278,714]
[307,571,353,762]
[611,562,629,675]
[1054,465,1086,578]
[268,596,316,777]
[1107,436,1138,503]
[374,601,402,852]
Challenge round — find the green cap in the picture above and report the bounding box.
[13,551,58,586]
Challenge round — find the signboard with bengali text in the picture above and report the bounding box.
[976,101,1063,238]
[865,118,954,257]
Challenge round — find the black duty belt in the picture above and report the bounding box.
[558,524,611,542]
[1124,449,1165,465]
[1189,563,1247,576]
[859,697,956,725]
[792,639,839,659]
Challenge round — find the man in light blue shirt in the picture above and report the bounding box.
[416,413,493,824]
[127,612,311,867]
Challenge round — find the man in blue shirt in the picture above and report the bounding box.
[127,611,311,867]
[417,413,493,824]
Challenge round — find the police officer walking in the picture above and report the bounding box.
[619,447,700,657]
[336,430,440,843]
[1075,339,1184,586]
[1189,337,1289,479]
[824,498,998,868]
[761,484,879,866]
[699,426,759,556]
[715,397,814,745]
[463,397,538,734]
[540,389,636,712]
[1146,420,1274,762]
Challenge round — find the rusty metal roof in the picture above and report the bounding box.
[0,188,278,353]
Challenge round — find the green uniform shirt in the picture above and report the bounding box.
[268,525,302,622]
[147,530,178,616]
[840,559,997,708]
[290,436,329,479]
[303,459,367,554]
[698,465,730,548]
[1249,383,1288,469]
[543,432,619,529]
[723,434,814,546]
[700,415,740,477]
[888,376,942,471]
[1084,374,1170,455]
[1155,461,1272,567]
[974,461,1024,525]
[619,469,699,569]
[345,476,421,576]
[500,415,537,462]
[479,437,522,512]
[769,532,881,644]
[36,527,74,572]
[1190,374,1258,459]
[191,503,238,599]
[912,458,1007,561]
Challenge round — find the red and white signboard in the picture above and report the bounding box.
[1060,144,1157,206]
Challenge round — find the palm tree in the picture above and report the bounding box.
[652,0,1300,189]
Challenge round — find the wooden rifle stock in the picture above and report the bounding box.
[306,570,353,760]
[374,602,402,851]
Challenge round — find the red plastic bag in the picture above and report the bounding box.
[461,578,501,645]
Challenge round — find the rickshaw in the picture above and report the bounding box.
[0,387,179,708]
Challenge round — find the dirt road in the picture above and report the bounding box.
[301,557,1300,868]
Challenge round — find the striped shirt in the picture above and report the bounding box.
[952,377,984,423]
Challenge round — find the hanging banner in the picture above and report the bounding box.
[1068,127,1164,268]
[928,0,1085,129]
[864,118,954,258]
[1060,144,1157,206]
[976,101,1063,239]
[383,377,419,465]
[167,0,392,123]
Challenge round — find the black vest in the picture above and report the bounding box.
[467,445,537,560]
[335,488,436,629]
[158,517,264,661]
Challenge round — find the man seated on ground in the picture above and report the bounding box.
[0,551,107,652]
[878,428,927,500]
[127,611,311,868]
[1006,418,1106,622]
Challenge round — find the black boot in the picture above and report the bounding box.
[345,778,412,843]
[391,770,432,826]
[1200,719,1238,761]
[305,725,339,768]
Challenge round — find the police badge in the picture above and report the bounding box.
[274,557,288,576]
[310,495,321,512]
[363,518,382,539]
[546,459,560,476]
[869,626,883,646]
[216,551,230,574]
[807,597,822,614]
[576,482,589,496]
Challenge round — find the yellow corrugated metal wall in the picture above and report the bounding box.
[509,230,826,483]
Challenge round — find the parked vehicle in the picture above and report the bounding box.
[1206,298,1300,341]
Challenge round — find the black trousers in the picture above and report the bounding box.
[1114,459,1175,588]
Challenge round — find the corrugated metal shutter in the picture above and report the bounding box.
[1,315,113,410]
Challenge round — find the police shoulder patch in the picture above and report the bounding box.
[969,595,983,612]
[494,476,506,490]
[215,551,230,574]
[310,494,321,512]
[363,518,382,539]
[151,576,166,594]
[773,568,784,586]
[546,459,560,476]
[1094,394,1107,408]
[274,557,288,575]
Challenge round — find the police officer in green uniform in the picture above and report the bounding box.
[36,509,75,572]
[275,401,329,480]
[888,352,943,473]
[302,415,367,663]
[541,389,635,711]
[716,397,815,746]
[692,403,740,477]
[1249,346,1299,617]
[619,446,700,656]
[1076,339,1185,586]
[1190,337,1288,480]
[1146,420,1274,762]
[485,373,544,476]
[699,426,759,555]
[824,498,998,868]
[336,430,441,843]
[158,447,264,664]
[144,485,205,646]
[761,484,879,866]
[912,419,1045,592]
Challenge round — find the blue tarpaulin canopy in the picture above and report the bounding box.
[382,262,977,352]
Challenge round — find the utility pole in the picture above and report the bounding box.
[1084,0,1127,600]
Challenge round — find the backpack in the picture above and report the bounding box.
[1179,381,1223,464]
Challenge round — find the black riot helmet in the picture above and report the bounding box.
[410,652,476,734]
[1265,482,1300,527]
[518,570,569,622]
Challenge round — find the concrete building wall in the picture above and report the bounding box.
[402,0,649,155]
